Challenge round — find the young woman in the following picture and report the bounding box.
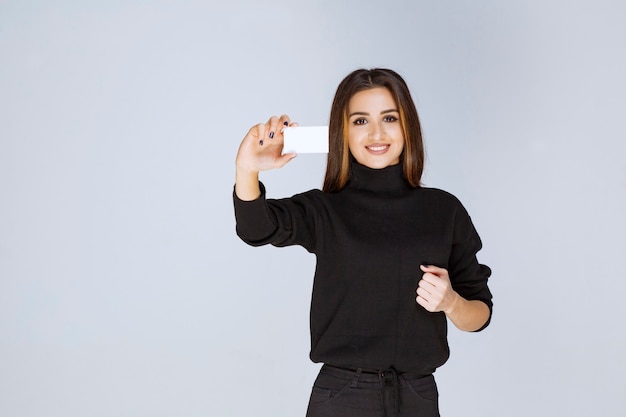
[233,68,493,417]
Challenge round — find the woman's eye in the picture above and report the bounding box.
[383,115,398,122]
[353,118,367,125]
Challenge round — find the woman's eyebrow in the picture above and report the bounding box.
[348,109,399,118]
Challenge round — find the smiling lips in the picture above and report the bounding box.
[366,144,390,154]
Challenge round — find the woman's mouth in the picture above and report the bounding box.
[366,144,390,154]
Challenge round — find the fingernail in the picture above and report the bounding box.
[283,121,289,126]
[269,131,274,139]
[259,139,264,146]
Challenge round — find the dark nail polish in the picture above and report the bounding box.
[283,121,289,126]
[259,139,264,146]
[269,132,274,139]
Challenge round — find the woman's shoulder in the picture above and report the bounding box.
[418,187,476,225]
[292,188,324,198]
[417,186,463,205]
[270,188,325,204]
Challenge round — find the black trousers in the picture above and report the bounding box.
[306,365,440,417]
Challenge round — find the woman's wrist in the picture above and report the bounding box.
[235,168,261,201]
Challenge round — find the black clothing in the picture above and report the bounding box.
[305,365,439,417]
[233,162,492,375]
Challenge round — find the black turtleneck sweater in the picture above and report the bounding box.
[233,162,492,375]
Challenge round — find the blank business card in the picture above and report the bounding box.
[282,126,329,154]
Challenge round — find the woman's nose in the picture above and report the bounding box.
[369,121,384,140]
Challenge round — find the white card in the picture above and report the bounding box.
[282,126,329,154]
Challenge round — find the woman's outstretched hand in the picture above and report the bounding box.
[235,115,298,201]
[236,115,298,174]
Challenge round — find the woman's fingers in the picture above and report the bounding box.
[420,264,448,278]
[275,152,298,167]
[253,123,266,146]
[416,265,457,313]
[237,115,298,172]
[265,115,281,142]
[278,114,291,133]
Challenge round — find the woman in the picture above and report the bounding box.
[233,68,493,417]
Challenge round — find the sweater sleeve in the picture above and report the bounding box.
[233,182,318,253]
[448,201,493,331]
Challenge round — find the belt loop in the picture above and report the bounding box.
[351,368,363,388]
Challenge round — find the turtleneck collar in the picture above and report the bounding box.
[347,161,412,195]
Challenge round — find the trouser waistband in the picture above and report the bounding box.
[321,364,430,379]
[321,365,433,417]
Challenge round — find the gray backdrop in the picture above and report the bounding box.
[1,1,625,416]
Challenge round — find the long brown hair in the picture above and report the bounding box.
[322,68,424,192]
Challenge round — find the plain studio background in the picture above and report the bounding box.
[1,1,625,416]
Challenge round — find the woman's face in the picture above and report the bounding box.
[347,87,405,169]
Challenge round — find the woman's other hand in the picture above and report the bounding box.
[416,265,458,314]
[417,264,490,332]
